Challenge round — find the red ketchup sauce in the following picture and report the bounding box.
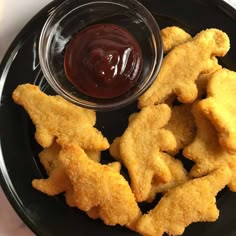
[64,24,143,99]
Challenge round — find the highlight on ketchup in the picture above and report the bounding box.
[64,24,143,99]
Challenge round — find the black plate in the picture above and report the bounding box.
[1,0,236,235]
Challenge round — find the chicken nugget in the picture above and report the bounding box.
[12,84,109,150]
[109,113,138,162]
[196,57,222,99]
[138,28,230,108]
[109,112,139,162]
[199,68,236,154]
[128,112,138,123]
[64,161,122,208]
[136,167,232,236]
[183,102,236,191]
[32,142,71,196]
[119,104,177,202]
[110,138,188,202]
[165,104,196,155]
[109,137,121,162]
[148,152,188,202]
[85,150,101,163]
[32,150,71,196]
[161,26,192,53]
[33,142,102,196]
[59,144,141,229]
[38,142,61,174]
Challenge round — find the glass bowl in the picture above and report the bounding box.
[39,0,163,111]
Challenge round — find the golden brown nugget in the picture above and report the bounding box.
[12,84,109,150]
[38,142,61,174]
[138,29,230,108]
[165,104,196,155]
[85,150,101,163]
[59,144,141,229]
[33,142,102,196]
[136,167,232,236]
[147,152,188,202]
[110,138,188,202]
[109,112,138,162]
[32,142,71,196]
[161,26,192,53]
[196,73,212,99]
[199,69,236,154]
[196,57,222,99]
[128,112,138,123]
[64,161,122,208]
[109,137,121,162]
[109,112,139,163]
[119,104,177,202]
[183,103,236,191]
[32,160,71,196]
[32,165,71,196]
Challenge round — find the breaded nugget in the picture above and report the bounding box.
[119,104,177,202]
[183,102,236,191]
[33,142,71,196]
[109,137,121,162]
[136,167,232,236]
[107,161,122,172]
[110,138,188,202]
[85,150,101,163]
[199,69,236,154]
[32,146,71,196]
[165,104,196,155]
[138,29,230,108]
[109,112,139,162]
[38,142,61,174]
[196,57,222,99]
[161,26,192,53]
[33,142,102,196]
[59,144,141,229]
[148,152,188,202]
[196,73,213,99]
[64,161,122,208]
[12,84,109,150]
[128,112,138,123]
[109,113,138,162]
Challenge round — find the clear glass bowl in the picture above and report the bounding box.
[39,0,163,111]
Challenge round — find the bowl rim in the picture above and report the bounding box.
[39,0,163,111]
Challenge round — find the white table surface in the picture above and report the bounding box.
[0,0,236,235]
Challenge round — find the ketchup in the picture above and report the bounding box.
[64,24,143,99]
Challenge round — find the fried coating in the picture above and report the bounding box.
[183,102,236,191]
[110,138,188,202]
[109,137,121,162]
[12,84,109,150]
[161,26,192,53]
[196,73,213,99]
[148,152,188,202]
[138,29,230,108]
[64,161,122,208]
[136,167,232,236]
[32,143,71,196]
[59,144,141,229]
[128,112,138,123]
[165,104,196,155]
[32,142,101,196]
[109,112,139,162]
[199,69,236,154]
[38,142,61,174]
[196,57,222,99]
[85,150,101,163]
[119,104,177,202]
